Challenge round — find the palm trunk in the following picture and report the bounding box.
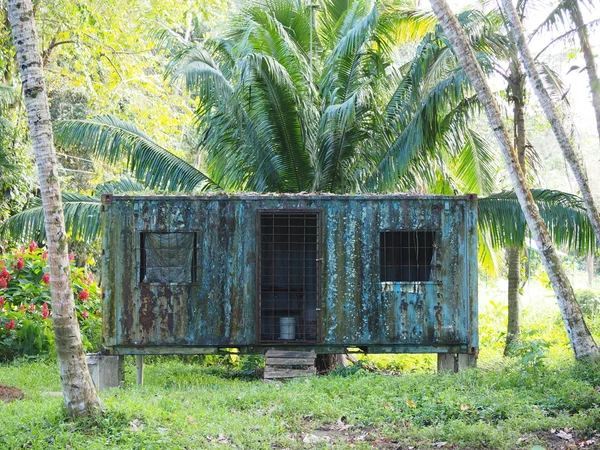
[505,246,521,354]
[501,0,600,249]
[7,0,100,416]
[569,0,600,146]
[505,57,526,355]
[429,0,599,359]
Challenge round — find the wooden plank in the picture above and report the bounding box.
[264,368,316,379]
[266,357,315,366]
[265,350,316,358]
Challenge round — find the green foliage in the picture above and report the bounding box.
[575,289,600,319]
[478,189,597,254]
[55,0,504,195]
[0,244,101,360]
[506,330,551,371]
[1,356,600,449]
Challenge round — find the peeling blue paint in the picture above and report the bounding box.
[101,194,478,355]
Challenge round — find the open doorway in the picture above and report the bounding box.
[258,211,319,343]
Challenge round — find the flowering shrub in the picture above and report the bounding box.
[0,243,102,360]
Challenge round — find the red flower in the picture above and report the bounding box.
[87,273,94,284]
[42,273,50,284]
[41,302,50,320]
[4,318,15,330]
[69,252,75,261]
[19,304,25,311]
[78,290,89,301]
[29,241,38,253]
[82,311,88,319]
[42,250,48,261]
[1,267,10,281]
[0,297,4,307]
[28,302,35,312]
[14,257,24,271]
[0,278,6,289]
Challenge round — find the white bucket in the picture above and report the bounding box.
[279,317,296,340]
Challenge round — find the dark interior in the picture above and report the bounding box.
[259,212,318,342]
[379,231,436,282]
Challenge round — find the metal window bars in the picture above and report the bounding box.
[379,231,437,282]
[258,211,319,343]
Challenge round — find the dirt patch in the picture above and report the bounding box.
[0,383,25,402]
[518,431,600,450]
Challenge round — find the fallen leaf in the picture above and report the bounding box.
[186,416,195,424]
[460,404,471,411]
[556,431,573,441]
[432,442,447,448]
[129,419,142,432]
[406,399,416,408]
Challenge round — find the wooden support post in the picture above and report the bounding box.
[437,353,477,373]
[136,355,144,385]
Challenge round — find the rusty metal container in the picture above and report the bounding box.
[101,194,478,357]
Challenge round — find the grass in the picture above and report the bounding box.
[1,277,599,449]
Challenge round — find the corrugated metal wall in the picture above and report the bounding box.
[102,194,477,355]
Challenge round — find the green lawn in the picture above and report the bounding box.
[1,356,600,449]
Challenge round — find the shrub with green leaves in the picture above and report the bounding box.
[0,242,101,360]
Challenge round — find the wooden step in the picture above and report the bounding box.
[264,350,316,381]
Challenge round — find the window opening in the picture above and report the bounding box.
[140,232,197,284]
[259,212,318,342]
[379,231,436,282]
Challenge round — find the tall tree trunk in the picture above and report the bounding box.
[7,0,100,416]
[505,246,521,354]
[429,0,599,359]
[501,0,600,249]
[569,0,600,146]
[588,252,595,288]
[505,56,527,355]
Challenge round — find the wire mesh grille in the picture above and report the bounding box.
[139,232,198,284]
[259,212,319,343]
[379,231,437,282]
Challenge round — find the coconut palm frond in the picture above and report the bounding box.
[478,189,596,254]
[451,128,498,195]
[1,193,101,243]
[54,115,220,192]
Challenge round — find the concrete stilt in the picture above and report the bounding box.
[85,354,124,390]
[437,353,477,373]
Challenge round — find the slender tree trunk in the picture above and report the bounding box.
[588,252,595,288]
[569,0,600,146]
[505,57,526,355]
[7,0,100,416]
[429,0,599,359]
[501,0,600,249]
[505,246,521,354]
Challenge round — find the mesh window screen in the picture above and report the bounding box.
[140,233,196,283]
[259,212,319,342]
[379,231,436,282]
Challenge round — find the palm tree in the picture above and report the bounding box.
[501,0,600,250]
[6,0,100,417]
[534,0,600,148]
[53,0,501,197]
[429,0,599,359]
